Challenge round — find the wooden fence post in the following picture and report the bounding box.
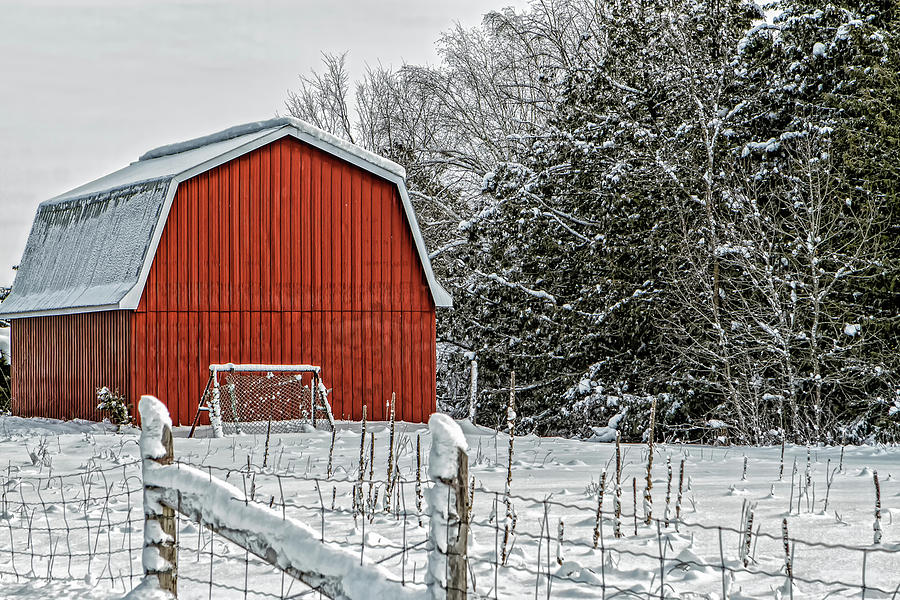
[448,446,469,600]
[426,414,469,600]
[142,403,178,596]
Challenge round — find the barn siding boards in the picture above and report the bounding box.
[9,135,438,425]
[9,312,128,420]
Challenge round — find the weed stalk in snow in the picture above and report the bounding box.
[788,458,797,514]
[839,443,845,473]
[415,433,423,527]
[873,470,882,544]
[263,414,272,468]
[593,470,606,549]
[741,503,755,567]
[367,432,375,513]
[779,437,785,480]
[502,371,516,564]
[823,458,834,514]
[676,458,685,530]
[632,476,638,536]
[384,392,396,512]
[357,405,367,520]
[782,518,792,579]
[644,396,656,525]
[327,426,336,479]
[556,519,564,565]
[664,456,672,528]
[468,475,475,525]
[614,431,622,538]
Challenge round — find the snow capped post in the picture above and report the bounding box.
[426,414,469,600]
[139,395,178,596]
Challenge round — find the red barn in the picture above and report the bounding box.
[0,118,451,424]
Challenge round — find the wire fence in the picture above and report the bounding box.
[0,459,144,594]
[1,436,898,599]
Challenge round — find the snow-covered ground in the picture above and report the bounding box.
[0,414,898,599]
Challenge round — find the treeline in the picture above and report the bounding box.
[286,0,900,443]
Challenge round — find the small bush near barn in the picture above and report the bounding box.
[96,386,131,430]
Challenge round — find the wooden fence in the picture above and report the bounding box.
[138,395,468,599]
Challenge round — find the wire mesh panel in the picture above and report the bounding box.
[203,364,334,436]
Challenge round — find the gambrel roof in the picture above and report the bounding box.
[0,118,451,318]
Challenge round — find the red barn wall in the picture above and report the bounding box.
[10,311,129,420]
[129,136,437,425]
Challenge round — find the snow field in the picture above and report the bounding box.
[0,414,898,598]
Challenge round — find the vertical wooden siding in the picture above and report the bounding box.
[10,311,128,420]
[130,137,437,425]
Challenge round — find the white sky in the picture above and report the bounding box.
[0,0,525,287]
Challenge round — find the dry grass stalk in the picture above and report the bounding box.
[664,456,672,528]
[384,393,397,512]
[327,426,336,479]
[782,518,792,579]
[632,477,638,535]
[263,415,272,468]
[357,405,367,518]
[788,457,797,514]
[556,519,565,565]
[741,503,755,567]
[614,431,623,538]
[468,475,476,525]
[644,397,657,526]
[839,443,845,473]
[593,470,607,549]
[779,437,785,480]
[873,470,882,544]
[367,432,375,512]
[501,371,517,565]
[415,433,423,527]
[822,458,834,514]
[676,458,685,530]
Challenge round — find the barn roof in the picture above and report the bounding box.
[0,118,452,318]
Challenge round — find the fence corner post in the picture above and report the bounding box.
[139,395,178,597]
[426,414,469,600]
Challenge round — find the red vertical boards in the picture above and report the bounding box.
[11,136,439,425]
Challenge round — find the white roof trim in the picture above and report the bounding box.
[0,303,122,319]
[139,117,407,179]
[4,119,450,319]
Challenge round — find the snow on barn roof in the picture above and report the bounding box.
[0,118,451,318]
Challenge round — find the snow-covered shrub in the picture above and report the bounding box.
[564,374,684,442]
[96,387,132,430]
